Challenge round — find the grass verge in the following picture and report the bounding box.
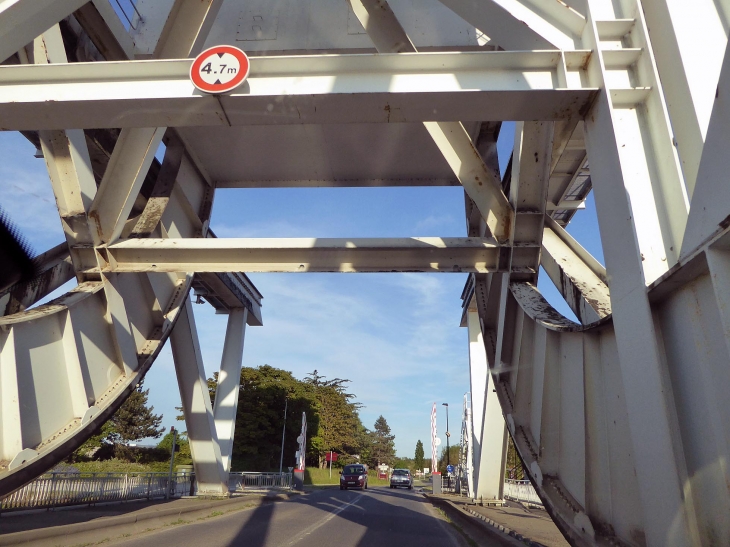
[436,507,478,547]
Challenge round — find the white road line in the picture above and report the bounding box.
[283,493,364,546]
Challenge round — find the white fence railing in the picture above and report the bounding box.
[440,474,459,493]
[228,472,292,492]
[0,472,194,512]
[503,479,543,506]
[1,470,294,513]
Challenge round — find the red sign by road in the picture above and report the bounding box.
[190,45,250,94]
[325,452,338,462]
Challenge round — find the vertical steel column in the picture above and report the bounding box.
[580,2,695,543]
[641,0,730,198]
[681,37,730,256]
[32,24,98,277]
[213,308,248,474]
[170,297,228,496]
[467,305,486,499]
[467,308,507,501]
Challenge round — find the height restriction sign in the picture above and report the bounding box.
[190,45,250,94]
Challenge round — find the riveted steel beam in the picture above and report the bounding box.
[0,52,597,131]
[102,237,528,274]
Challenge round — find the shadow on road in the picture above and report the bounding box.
[225,486,463,547]
[224,497,278,547]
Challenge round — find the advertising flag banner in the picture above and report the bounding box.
[431,402,438,473]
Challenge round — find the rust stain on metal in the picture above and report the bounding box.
[88,210,105,241]
[719,213,730,230]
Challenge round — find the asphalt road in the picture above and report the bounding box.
[112,487,490,547]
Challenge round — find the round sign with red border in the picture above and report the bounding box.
[190,45,250,94]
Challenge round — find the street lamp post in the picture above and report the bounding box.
[279,397,288,475]
[442,403,450,490]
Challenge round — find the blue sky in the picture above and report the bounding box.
[0,126,603,462]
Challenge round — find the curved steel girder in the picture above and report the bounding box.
[0,276,190,498]
[476,225,730,546]
[0,139,215,497]
[0,125,216,502]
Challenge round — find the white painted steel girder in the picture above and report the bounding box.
[169,297,228,496]
[0,0,254,501]
[0,276,192,498]
[641,0,730,198]
[0,243,75,316]
[347,0,514,242]
[0,0,88,64]
[464,221,730,546]
[101,237,529,274]
[446,0,730,545]
[0,51,597,131]
[1,1,730,545]
[437,0,581,50]
[213,309,248,475]
[466,307,507,501]
[540,216,610,324]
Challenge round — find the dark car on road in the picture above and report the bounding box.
[390,469,413,489]
[340,464,368,490]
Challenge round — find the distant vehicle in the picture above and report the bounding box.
[340,464,368,490]
[390,469,413,489]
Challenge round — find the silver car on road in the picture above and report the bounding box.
[389,469,413,489]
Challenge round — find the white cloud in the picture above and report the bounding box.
[176,272,470,455]
[138,271,469,457]
[0,132,473,460]
[413,214,459,234]
[212,219,308,238]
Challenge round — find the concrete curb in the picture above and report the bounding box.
[461,504,547,547]
[424,494,546,547]
[0,493,291,546]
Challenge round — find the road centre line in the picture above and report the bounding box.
[283,492,364,546]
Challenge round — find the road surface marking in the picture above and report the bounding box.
[284,493,364,546]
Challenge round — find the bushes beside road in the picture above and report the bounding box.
[304,468,389,486]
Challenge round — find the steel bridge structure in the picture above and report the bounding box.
[0,0,729,545]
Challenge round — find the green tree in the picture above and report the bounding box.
[207,366,367,471]
[354,422,373,466]
[437,444,461,474]
[209,365,318,471]
[369,415,396,466]
[304,370,364,468]
[414,440,425,471]
[393,457,415,470]
[71,381,164,461]
[157,430,192,467]
[109,381,165,443]
[505,435,525,479]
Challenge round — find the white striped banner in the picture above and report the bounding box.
[431,402,437,472]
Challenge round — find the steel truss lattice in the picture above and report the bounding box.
[0,1,729,545]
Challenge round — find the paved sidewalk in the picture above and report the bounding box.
[428,495,569,547]
[0,492,297,546]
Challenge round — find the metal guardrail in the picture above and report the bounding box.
[0,472,193,512]
[440,474,458,493]
[228,472,292,492]
[442,476,470,496]
[1,470,293,512]
[503,479,543,507]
